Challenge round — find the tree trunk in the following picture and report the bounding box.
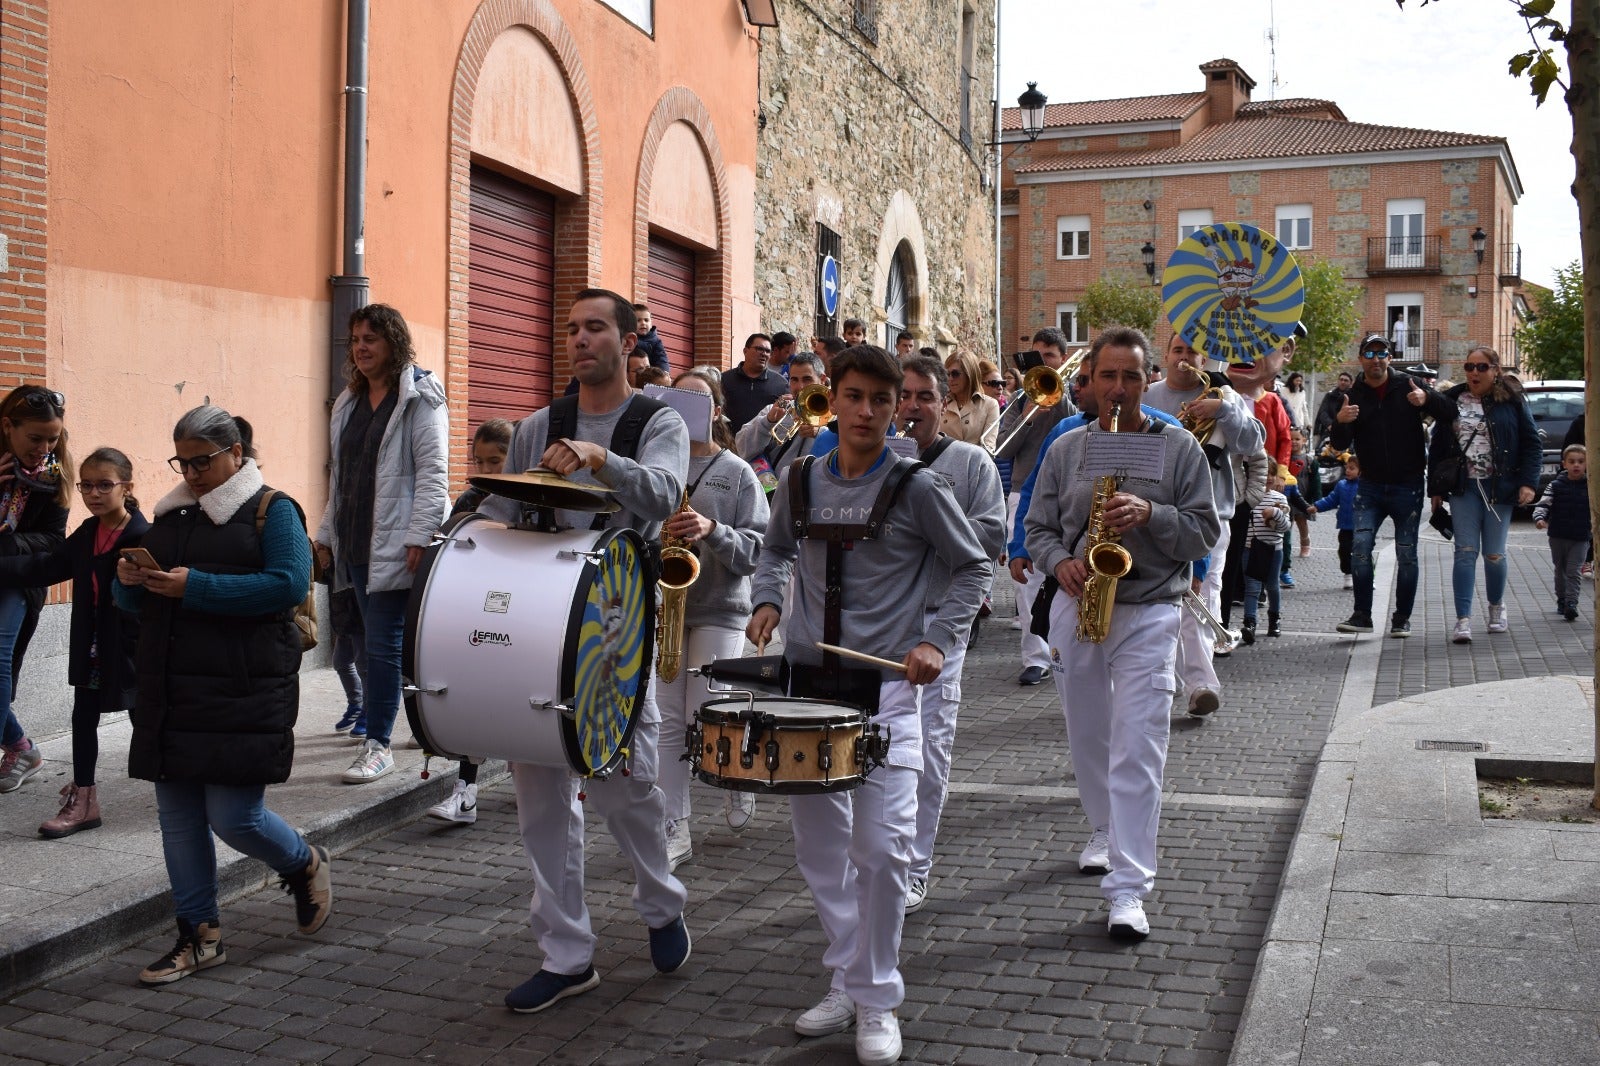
[1572,1,1600,809]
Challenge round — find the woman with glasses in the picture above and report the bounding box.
[114,406,328,985]
[941,349,1000,452]
[313,304,449,785]
[0,385,72,795]
[1430,346,1541,643]
[0,447,145,836]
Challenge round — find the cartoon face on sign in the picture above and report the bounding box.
[1209,246,1260,312]
[1162,222,1304,369]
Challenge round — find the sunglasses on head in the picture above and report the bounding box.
[17,388,65,417]
[1462,362,1496,373]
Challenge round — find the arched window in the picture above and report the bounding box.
[882,242,913,349]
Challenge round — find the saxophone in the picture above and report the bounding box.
[1075,403,1134,644]
[655,492,700,682]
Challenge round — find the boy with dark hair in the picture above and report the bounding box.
[1534,444,1590,621]
[631,301,668,371]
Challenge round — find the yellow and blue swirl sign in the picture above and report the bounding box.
[571,534,646,774]
[1162,222,1304,368]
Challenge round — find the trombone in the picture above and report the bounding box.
[993,364,1066,455]
[771,384,832,443]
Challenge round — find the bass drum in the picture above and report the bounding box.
[402,512,655,777]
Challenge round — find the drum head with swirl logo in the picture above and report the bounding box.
[1161,222,1304,368]
[562,528,651,776]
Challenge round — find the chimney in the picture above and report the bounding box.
[1200,58,1255,125]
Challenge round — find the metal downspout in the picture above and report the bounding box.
[329,0,370,404]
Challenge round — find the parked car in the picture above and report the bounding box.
[1519,379,1585,497]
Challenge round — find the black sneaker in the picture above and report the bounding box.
[1335,612,1374,633]
[1564,603,1580,622]
[1388,617,1412,638]
[505,967,600,1013]
[649,915,692,973]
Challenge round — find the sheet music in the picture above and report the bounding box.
[1081,431,1167,481]
[642,384,714,442]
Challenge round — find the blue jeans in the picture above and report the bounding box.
[1243,545,1282,621]
[1351,481,1423,620]
[347,563,408,747]
[154,781,310,925]
[0,588,29,747]
[1450,479,1511,618]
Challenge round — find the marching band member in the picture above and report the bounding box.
[894,357,1006,914]
[1144,335,1263,716]
[733,351,829,488]
[749,345,986,1066]
[657,367,770,868]
[1024,327,1219,940]
[478,289,692,1013]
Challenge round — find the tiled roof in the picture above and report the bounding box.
[1000,91,1204,130]
[1013,115,1505,174]
[1238,97,1348,120]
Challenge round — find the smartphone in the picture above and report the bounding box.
[120,547,160,570]
[1013,350,1044,374]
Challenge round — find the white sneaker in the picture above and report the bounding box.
[1342,574,1353,589]
[904,876,928,913]
[665,819,692,872]
[1008,616,1024,631]
[795,988,855,1037]
[1486,604,1508,634]
[855,1007,902,1065]
[427,781,477,824]
[1108,894,1150,939]
[724,789,755,830]
[1079,827,1110,874]
[340,741,395,784]
[1452,617,1472,644]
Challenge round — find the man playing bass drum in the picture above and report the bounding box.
[1025,327,1220,941]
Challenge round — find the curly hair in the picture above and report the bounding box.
[345,304,418,394]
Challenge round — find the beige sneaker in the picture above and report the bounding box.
[0,740,42,793]
[139,920,225,985]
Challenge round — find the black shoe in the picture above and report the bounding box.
[1336,612,1374,633]
[1018,666,1049,686]
[1240,619,1256,646]
[649,915,692,973]
[505,967,600,1013]
[1266,612,1281,638]
[1564,603,1579,622]
[1388,617,1411,638]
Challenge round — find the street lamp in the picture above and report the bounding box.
[1471,226,1487,264]
[1141,242,1157,283]
[989,80,1047,368]
[1017,82,1047,141]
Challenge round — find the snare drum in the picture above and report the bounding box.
[687,696,887,794]
[402,512,654,777]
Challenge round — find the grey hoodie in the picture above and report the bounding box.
[922,437,1006,606]
[681,450,769,631]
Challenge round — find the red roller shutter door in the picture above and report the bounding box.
[647,237,696,376]
[468,166,555,429]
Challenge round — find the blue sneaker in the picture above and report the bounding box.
[504,967,599,1013]
[649,915,691,973]
[335,703,362,734]
[347,713,367,741]
[1279,572,1296,589]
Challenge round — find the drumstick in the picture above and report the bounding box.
[815,641,907,673]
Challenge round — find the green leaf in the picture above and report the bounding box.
[1519,0,1556,16]
[1509,50,1536,76]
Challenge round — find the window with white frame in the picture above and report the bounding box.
[1056,303,1090,344]
[1178,209,1213,244]
[1275,204,1312,249]
[1056,216,1090,260]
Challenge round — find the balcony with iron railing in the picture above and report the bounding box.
[1366,235,1442,275]
[1498,243,1522,285]
[1387,328,1439,367]
[1497,334,1525,374]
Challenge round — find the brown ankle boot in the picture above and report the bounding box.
[39,783,102,839]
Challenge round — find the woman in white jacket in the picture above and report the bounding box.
[313,305,449,784]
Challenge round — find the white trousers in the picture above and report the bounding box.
[788,679,919,1011]
[909,637,966,880]
[1176,522,1230,699]
[1008,492,1051,670]
[656,624,746,822]
[1048,594,1180,901]
[511,680,688,975]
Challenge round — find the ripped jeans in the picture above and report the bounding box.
[1450,478,1511,619]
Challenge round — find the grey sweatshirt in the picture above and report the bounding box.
[1025,420,1221,605]
[752,450,988,670]
[478,398,689,538]
[681,450,770,631]
[994,393,1077,488]
[1143,380,1265,517]
[923,437,1006,605]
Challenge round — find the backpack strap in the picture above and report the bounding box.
[918,435,955,469]
[610,394,668,462]
[546,395,580,448]
[253,488,314,586]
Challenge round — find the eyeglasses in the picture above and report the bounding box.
[167,447,229,474]
[1359,349,1391,360]
[76,480,129,495]
[985,379,1006,389]
[749,346,772,355]
[1462,362,1496,373]
[18,389,65,417]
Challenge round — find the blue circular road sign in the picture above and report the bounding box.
[819,254,840,319]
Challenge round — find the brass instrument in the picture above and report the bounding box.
[1182,589,1240,646]
[1076,403,1134,644]
[771,384,833,444]
[1176,361,1228,446]
[655,492,700,682]
[993,364,1066,455]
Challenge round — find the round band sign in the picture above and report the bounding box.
[1161,222,1304,367]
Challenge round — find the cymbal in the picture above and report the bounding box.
[470,468,619,513]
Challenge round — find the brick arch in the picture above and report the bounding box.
[446,0,602,456]
[633,87,733,368]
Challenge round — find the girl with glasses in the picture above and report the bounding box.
[0,385,73,795]
[0,448,145,836]
[1430,346,1542,643]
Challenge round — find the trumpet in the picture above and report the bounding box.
[1182,589,1240,646]
[771,384,832,443]
[993,364,1066,454]
[1176,361,1230,447]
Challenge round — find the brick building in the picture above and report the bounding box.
[999,59,1525,379]
[0,2,48,382]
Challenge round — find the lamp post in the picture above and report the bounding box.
[991,80,1047,369]
[1471,226,1488,265]
[1141,242,1157,285]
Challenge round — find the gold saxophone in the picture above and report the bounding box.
[655,492,700,682]
[1076,403,1134,644]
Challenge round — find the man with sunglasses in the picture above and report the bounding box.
[1329,334,1455,637]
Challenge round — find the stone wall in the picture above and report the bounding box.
[753,0,997,353]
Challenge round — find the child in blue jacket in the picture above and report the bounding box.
[1309,455,1360,590]
[1533,444,1590,621]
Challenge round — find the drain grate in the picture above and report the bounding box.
[1416,739,1488,752]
